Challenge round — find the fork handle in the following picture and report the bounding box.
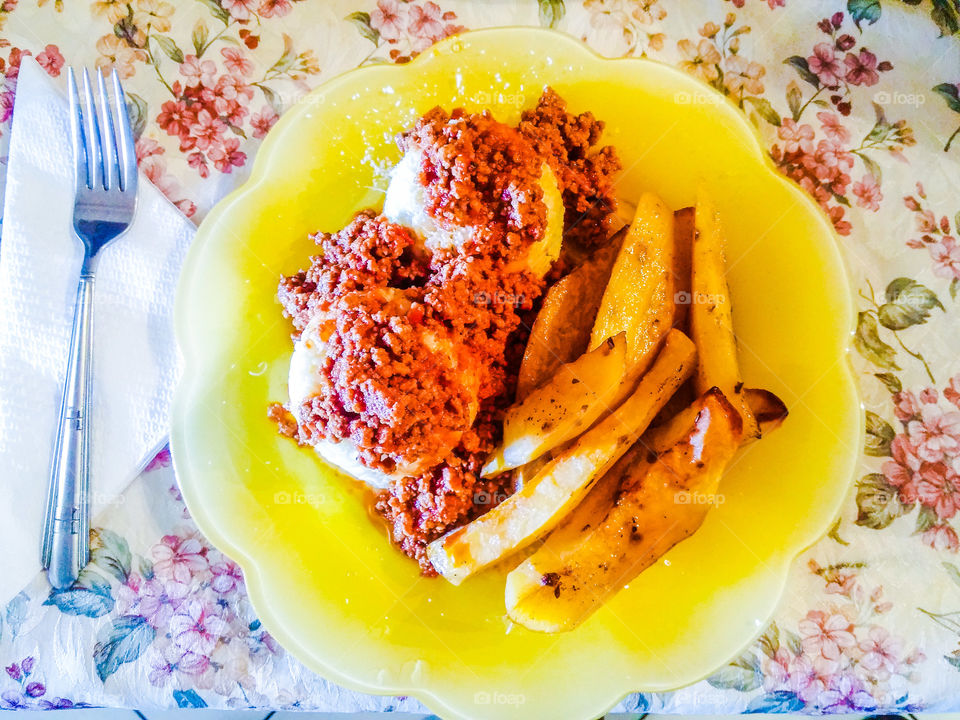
[41,273,94,589]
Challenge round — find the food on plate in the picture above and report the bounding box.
[482,332,628,477]
[744,386,789,436]
[505,388,743,632]
[689,191,760,439]
[427,330,696,585]
[270,86,787,624]
[515,229,624,399]
[671,206,695,330]
[274,88,621,572]
[589,192,675,372]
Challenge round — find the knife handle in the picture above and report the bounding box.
[41,273,94,589]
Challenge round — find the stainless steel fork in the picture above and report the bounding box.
[40,68,137,590]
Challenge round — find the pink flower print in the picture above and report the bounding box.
[371,0,405,42]
[808,43,842,87]
[858,626,900,680]
[818,672,876,712]
[135,137,164,161]
[946,375,960,410]
[893,390,920,422]
[190,109,226,152]
[257,0,292,18]
[923,523,960,552]
[408,2,449,52]
[222,0,258,21]
[907,404,960,462]
[250,106,278,139]
[116,576,189,628]
[777,118,814,154]
[188,151,210,179]
[210,560,244,594]
[170,599,230,655]
[35,45,64,77]
[917,461,960,520]
[788,654,824,704]
[916,208,938,233]
[824,570,857,597]
[930,237,960,281]
[221,47,253,78]
[799,610,856,676]
[817,111,850,144]
[852,174,882,211]
[208,136,246,173]
[844,49,879,87]
[883,435,922,503]
[179,55,216,88]
[812,138,853,181]
[762,647,791,690]
[152,534,208,584]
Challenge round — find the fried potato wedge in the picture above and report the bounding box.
[690,191,759,439]
[672,207,695,332]
[589,192,675,372]
[484,333,628,477]
[505,388,743,632]
[427,330,697,585]
[517,229,625,400]
[745,387,789,437]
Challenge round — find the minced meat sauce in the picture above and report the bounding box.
[275,88,620,573]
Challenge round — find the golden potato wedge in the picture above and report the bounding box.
[505,388,743,632]
[517,229,625,400]
[672,206,695,332]
[589,192,675,371]
[744,387,789,437]
[427,330,696,585]
[690,191,759,439]
[484,333,628,477]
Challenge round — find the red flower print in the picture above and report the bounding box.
[883,435,921,504]
[917,461,960,520]
[188,151,210,179]
[852,174,882,211]
[843,48,879,87]
[258,0,292,18]
[946,375,960,410]
[157,99,195,142]
[180,54,216,88]
[371,0,404,42]
[930,236,960,282]
[808,42,842,88]
[221,47,253,78]
[250,106,278,139]
[923,523,960,552]
[35,45,64,77]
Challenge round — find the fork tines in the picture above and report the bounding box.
[67,67,137,194]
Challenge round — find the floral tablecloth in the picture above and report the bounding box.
[2,0,960,714]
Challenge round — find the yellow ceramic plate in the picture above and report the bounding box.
[171,28,862,720]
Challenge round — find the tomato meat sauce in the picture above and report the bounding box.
[274,88,620,573]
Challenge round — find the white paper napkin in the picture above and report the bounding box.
[0,58,194,606]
